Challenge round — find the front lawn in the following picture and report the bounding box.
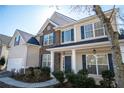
[11,67,52,83]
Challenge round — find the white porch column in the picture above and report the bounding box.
[50,51,54,73]
[72,49,77,73]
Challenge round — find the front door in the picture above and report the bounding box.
[64,56,71,72]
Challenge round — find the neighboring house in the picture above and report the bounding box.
[37,10,124,80]
[36,12,76,71]
[7,29,40,72]
[0,34,11,69]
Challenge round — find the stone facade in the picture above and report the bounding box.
[38,23,61,70]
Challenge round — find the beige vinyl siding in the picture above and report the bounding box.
[26,45,40,68]
[9,31,25,47]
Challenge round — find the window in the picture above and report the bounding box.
[62,29,74,43]
[42,54,51,67]
[43,33,54,46]
[86,54,109,75]
[87,55,97,74]
[14,35,20,46]
[84,24,93,38]
[97,54,108,74]
[80,21,106,40]
[94,22,105,37]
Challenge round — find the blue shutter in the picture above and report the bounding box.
[41,36,44,46]
[82,55,86,70]
[81,26,85,39]
[71,29,74,41]
[108,54,114,72]
[53,32,56,44]
[18,36,20,45]
[14,37,16,46]
[62,31,64,43]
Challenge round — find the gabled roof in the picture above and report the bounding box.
[27,37,40,45]
[16,29,34,42]
[50,12,76,26]
[12,29,39,45]
[37,11,77,35]
[54,9,118,30]
[0,34,11,46]
[37,18,59,35]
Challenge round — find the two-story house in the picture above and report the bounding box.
[7,29,40,72]
[37,12,76,71]
[38,10,124,79]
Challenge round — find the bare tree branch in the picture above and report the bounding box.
[109,5,115,21]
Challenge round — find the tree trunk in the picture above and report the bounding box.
[93,5,124,87]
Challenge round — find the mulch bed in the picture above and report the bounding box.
[12,75,52,83]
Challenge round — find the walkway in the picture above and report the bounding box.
[0,77,59,88]
[0,71,12,78]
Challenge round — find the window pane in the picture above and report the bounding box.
[97,54,109,75]
[97,54,108,65]
[85,24,93,38]
[15,36,20,45]
[43,35,49,45]
[64,30,71,42]
[98,65,108,74]
[42,54,51,67]
[94,22,103,29]
[87,55,97,74]
[95,29,104,37]
[87,55,96,65]
[94,22,105,37]
[49,33,53,45]
[87,65,97,74]
[42,62,47,67]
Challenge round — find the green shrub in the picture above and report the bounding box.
[66,72,78,85]
[25,67,34,77]
[66,71,96,88]
[0,57,5,66]
[102,70,115,80]
[41,67,50,77]
[100,70,116,88]
[52,71,65,84]
[78,69,88,77]
[33,68,42,82]
[34,67,40,69]
[85,77,96,88]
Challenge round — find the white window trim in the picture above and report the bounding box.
[84,24,94,39]
[43,33,53,46]
[86,53,109,76]
[42,54,51,67]
[61,29,74,44]
[94,22,106,37]
[81,21,107,41]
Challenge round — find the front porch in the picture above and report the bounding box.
[48,43,114,78]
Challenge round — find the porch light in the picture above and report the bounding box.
[93,49,96,54]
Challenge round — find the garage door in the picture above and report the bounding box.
[7,58,25,71]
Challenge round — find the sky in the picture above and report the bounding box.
[0,5,124,37]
